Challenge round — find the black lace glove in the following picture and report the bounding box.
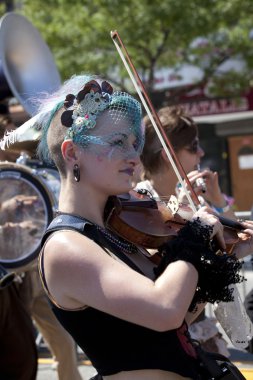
[154,218,244,311]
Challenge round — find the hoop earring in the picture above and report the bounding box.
[73,163,80,182]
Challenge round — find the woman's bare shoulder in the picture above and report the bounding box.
[42,229,107,308]
[44,229,103,265]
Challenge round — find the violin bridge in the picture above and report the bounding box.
[166,195,179,215]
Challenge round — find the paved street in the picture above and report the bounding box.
[37,359,97,380]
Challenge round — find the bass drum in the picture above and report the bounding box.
[0,161,60,271]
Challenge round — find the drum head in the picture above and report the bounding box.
[0,162,54,269]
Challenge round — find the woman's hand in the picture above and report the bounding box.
[177,169,224,205]
[177,169,236,220]
[187,169,225,206]
[234,220,253,259]
[193,206,226,250]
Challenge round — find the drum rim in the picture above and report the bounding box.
[0,162,55,269]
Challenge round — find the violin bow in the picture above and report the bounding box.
[111,31,253,348]
[111,30,200,213]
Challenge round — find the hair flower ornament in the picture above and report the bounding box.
[61,80,113,138]
[53,76,143,154]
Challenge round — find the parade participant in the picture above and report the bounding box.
[136,105,235,355]
[34,74,253,380]
[0,104,83,380]
[0,277,38,380]
[138,106,235,220]
[0,103,38,380]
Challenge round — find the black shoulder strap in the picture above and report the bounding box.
[41,213,145,275]
[41,213,91,247]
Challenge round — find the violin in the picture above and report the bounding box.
[105,189,247,254]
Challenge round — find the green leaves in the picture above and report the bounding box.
[1,0,253,98]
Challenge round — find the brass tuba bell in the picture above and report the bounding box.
[0,12,61,115]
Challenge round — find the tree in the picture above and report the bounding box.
[1,0,253,98]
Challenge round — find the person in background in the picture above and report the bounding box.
[138,106,235,220]
[0,102,38,380]
[31,74,253,379]
[0,102,83,380]
[136,105,236,355]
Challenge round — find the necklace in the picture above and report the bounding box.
[96,225,137,255]
[56,210,137,255]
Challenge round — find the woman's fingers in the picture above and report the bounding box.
[194,206,225,249]
[241,220,253,229]
[235,222,253,258]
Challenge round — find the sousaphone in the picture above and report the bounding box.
[0,12,61,276]
[0,12,61,115]
[0,12,61,153]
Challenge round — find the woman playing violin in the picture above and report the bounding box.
[35,75,253,380]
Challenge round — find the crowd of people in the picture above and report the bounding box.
[1,72,253,380]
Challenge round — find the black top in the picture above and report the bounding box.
[39,213,200,378]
